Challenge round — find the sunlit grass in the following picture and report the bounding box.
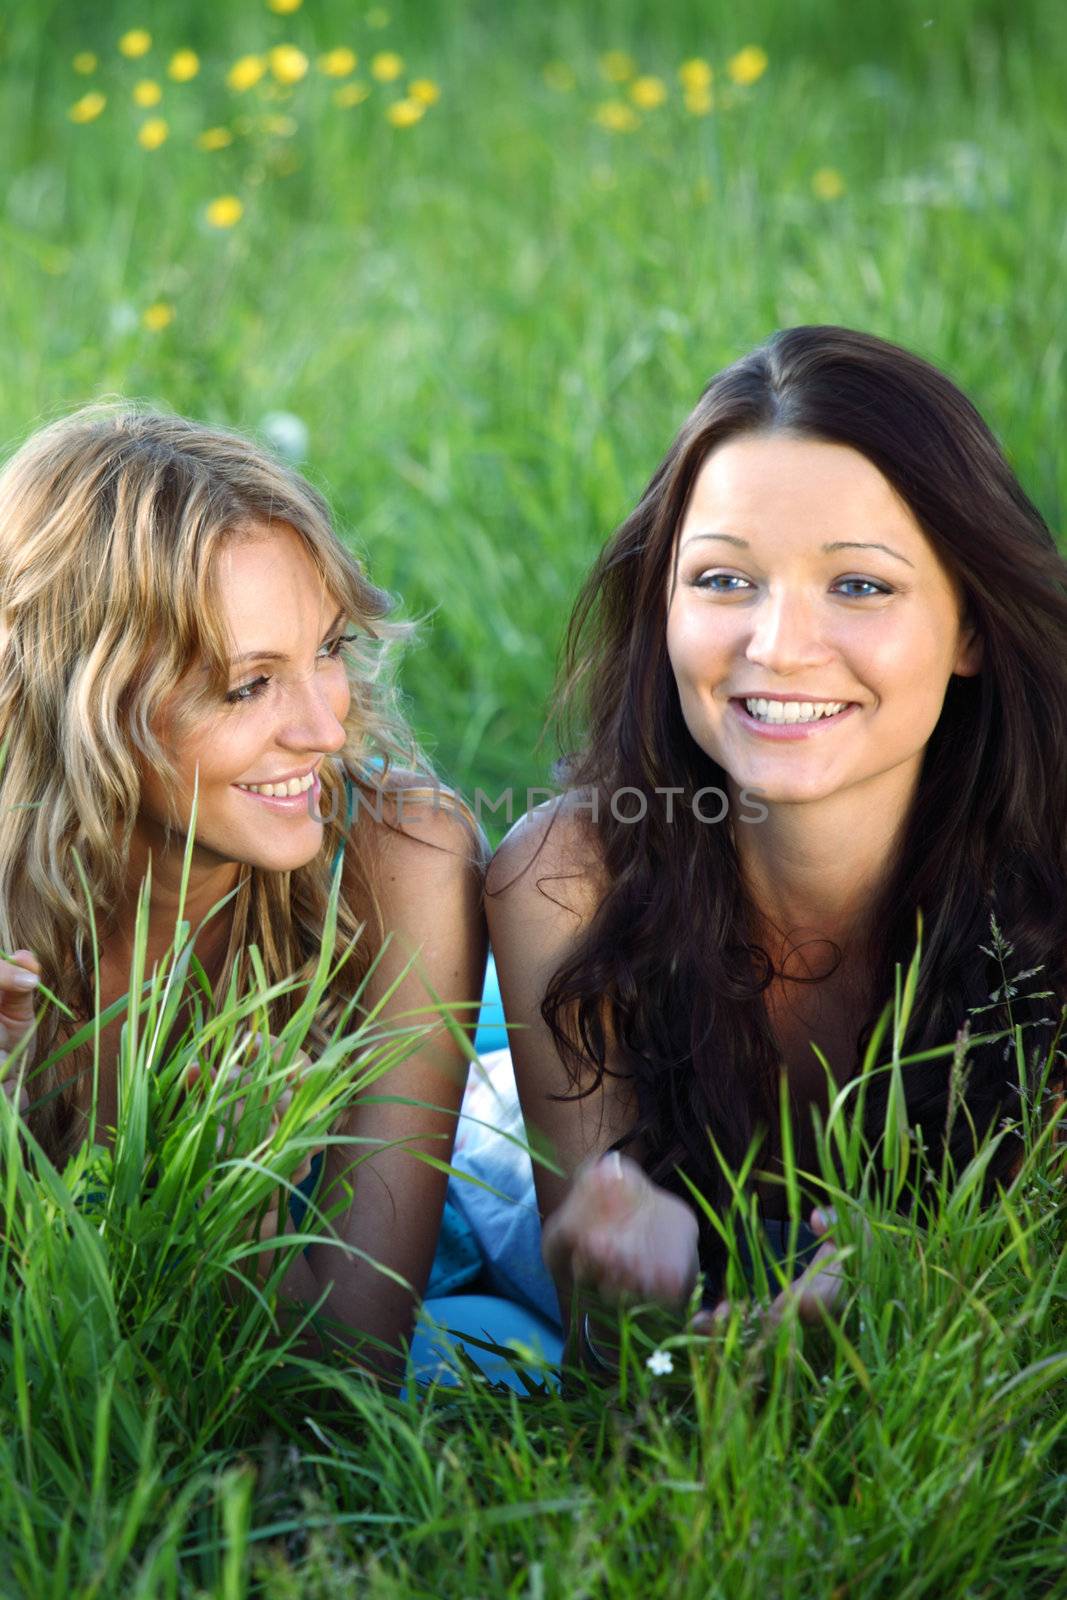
[1,2,1066,1592]
[1,831,1064,1593]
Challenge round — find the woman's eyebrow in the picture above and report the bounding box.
[229,606,347,665]
[680,532,915,568]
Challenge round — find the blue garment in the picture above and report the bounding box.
[403,1293,564,1396]
[473,953,508,1055]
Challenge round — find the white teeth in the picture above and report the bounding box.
[237,770,315,797]
[743,698,848,723]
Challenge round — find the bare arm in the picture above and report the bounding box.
[486,799,700,1380]
[296,790,489,1380]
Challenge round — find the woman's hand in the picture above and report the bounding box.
[689,1206,865,1334]
[542,1150,701,1309]
[0,949,42,1116]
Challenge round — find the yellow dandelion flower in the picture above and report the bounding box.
[197,126,233,151]
[408,78,439,105]
[593,99,638,132]
[684,86,714,116]
[371,51,403,82]
[679,58,712,92]
[268,0,302,11]
[137,117,169,149]
[727,45,768,86]
[261,113,298,136]
[318,47,357,77]
[118,29,152,59]
[69,92,106,123]
[598,50,635,83]
[227,54,267,92]
[168,49,199,82]
[366,8,390,27]
[812,166,846,200]
[542,61,576,92]
[333,81,370,107]
[630,75,666,109]
[387,97,424,127]
[72,52,97,75]
[132,79,162,107]
[269,45,309,84]
[205,194,244,227]
[142,301,174,331]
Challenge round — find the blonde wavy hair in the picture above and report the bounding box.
[0,401,427,1164]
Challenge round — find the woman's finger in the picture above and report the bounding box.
[689,1305,726,1335]
[765,1241,845,1327]
[810,1204,873,1247]
[0,953,41,1025]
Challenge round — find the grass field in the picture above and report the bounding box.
[1,2,1066,1595]
[3,0,1066,803]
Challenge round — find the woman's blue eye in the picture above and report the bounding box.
[695,574,745,593]
[225,632,358,706]
[319,630,361,656]
[693,573,891,599]
[837,579,888,598]
[227,676,270,705]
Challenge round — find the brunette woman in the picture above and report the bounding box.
[487,326,1067,1375]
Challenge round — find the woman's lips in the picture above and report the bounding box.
[729,699,859,740]
[232,773,323,812]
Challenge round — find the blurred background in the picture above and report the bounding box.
[2,0,1062,820]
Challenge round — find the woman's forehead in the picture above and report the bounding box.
[686,433,913,527]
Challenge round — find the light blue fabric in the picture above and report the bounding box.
[320,777,558,1351]
[402,1292,563,1396]
[473,953,508,1055]
[445,1047,564,1329]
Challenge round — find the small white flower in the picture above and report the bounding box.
[646,1348,674,1377]
[259,410,309,463]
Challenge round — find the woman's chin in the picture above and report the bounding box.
[724,770,840,808]
[261,841,324,870]
[228,829,326,873]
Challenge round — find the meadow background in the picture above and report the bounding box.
[1,1,1065,1596]
[4,0,1065,811]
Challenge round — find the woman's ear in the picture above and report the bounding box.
[953,616,984,677]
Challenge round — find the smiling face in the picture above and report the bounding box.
[665,431,983,812]
[136,520,351,875]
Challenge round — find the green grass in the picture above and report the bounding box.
[1,873,1065,1597]
[2,0,1065,806]
[1,2,1066,1594]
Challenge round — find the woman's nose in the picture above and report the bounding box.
[281,671,349,751]
[743,589,829,672]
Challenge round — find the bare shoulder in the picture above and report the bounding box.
[487,790,607,927]
[340,767,488,1017]
[349,767,490,881]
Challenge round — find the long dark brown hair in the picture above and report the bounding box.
[539,326,1067,1282]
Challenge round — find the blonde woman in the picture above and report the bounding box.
[0,403,488,1383]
